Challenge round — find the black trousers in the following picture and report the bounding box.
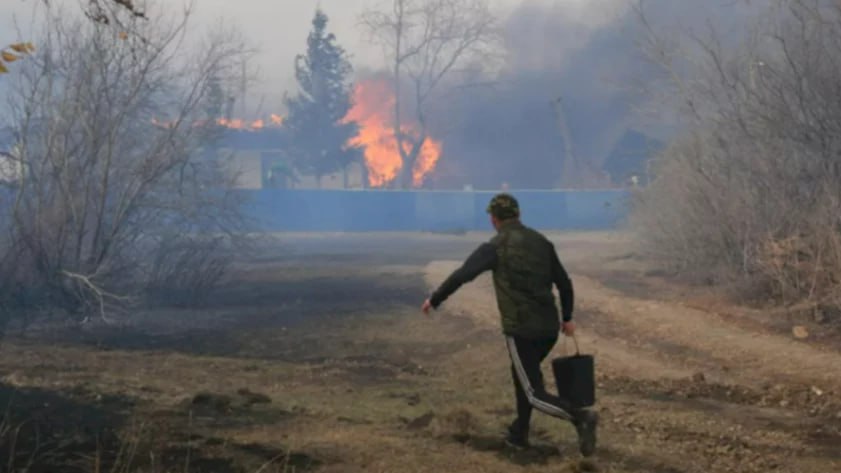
[505,335,576,438]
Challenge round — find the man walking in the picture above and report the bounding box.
[421,193,598,457]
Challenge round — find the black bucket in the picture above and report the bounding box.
[551,335,595,409]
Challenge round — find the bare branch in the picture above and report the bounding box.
[0,0,250,324]
[360,0,501,188]
[633,0,841,311]
[60,270,131,324]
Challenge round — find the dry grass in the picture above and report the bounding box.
[0,233,837,472]
[632,0,841,318]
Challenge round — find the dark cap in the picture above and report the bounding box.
[486,193,520,219]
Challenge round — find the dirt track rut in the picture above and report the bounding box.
[424,258,841,473]
[2,233,839,473]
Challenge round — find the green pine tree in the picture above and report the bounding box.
[284,9,362,188]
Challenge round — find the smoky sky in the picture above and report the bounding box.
[1,0,766,189]
[0,0,598,120]
[434,0,764,189]
[436,1,656,189]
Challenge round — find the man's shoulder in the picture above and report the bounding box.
[522,225,554,245]
[488,232,504,246]
[489,224,543,242]
[481,237,501,258]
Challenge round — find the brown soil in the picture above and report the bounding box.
[0,232,838,472]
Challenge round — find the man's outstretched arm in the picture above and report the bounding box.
[426,242,497,310]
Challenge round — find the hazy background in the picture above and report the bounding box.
[1,0,626,112]
[0,0,759,188]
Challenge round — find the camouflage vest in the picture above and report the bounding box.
[490,221,561,338]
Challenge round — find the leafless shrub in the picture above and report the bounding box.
[144,234,234,308]
[0,411,38,473]
[632,0,841,311]
[0,1,249,326]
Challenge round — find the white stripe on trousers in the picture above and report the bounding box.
[505,336,573,421]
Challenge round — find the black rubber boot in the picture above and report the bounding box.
[574,410,598,457]
[504,422,530,450]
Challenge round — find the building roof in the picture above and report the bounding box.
[216,128,289,150]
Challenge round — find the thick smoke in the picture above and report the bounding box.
[434,0,762,190]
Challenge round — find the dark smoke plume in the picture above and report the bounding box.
[433,0,762,189]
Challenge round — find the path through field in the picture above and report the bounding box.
[0,232,838,472]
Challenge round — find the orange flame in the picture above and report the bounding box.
[150,80,443,188]
[151,118,175,128]
[407,130,442,187]
[215,117,269,130]
[344,79,442,188]
[343,81,401,186]
[152,116,284,131]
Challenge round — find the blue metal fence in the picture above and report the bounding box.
[240,189,629,232]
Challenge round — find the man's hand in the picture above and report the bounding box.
[421,298,433,315]
[562,320,575,336]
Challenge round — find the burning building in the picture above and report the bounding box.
[344,79,442,188]
[213,124,367,190]
[206,78,443,190]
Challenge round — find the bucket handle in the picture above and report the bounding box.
[563,332,581,356]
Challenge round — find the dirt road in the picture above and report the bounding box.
[0,232,839,472]
[427,232,841,472]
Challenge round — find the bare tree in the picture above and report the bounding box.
[360,0,500,188]
[2,2,148,75]
[632,0,841,316]
[0,1,249,324]
[28,0,148,24]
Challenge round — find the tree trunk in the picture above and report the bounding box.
[392,4,404,190]
[399,137,425,189]
[359,161,369,189]
[400,162,414,189]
